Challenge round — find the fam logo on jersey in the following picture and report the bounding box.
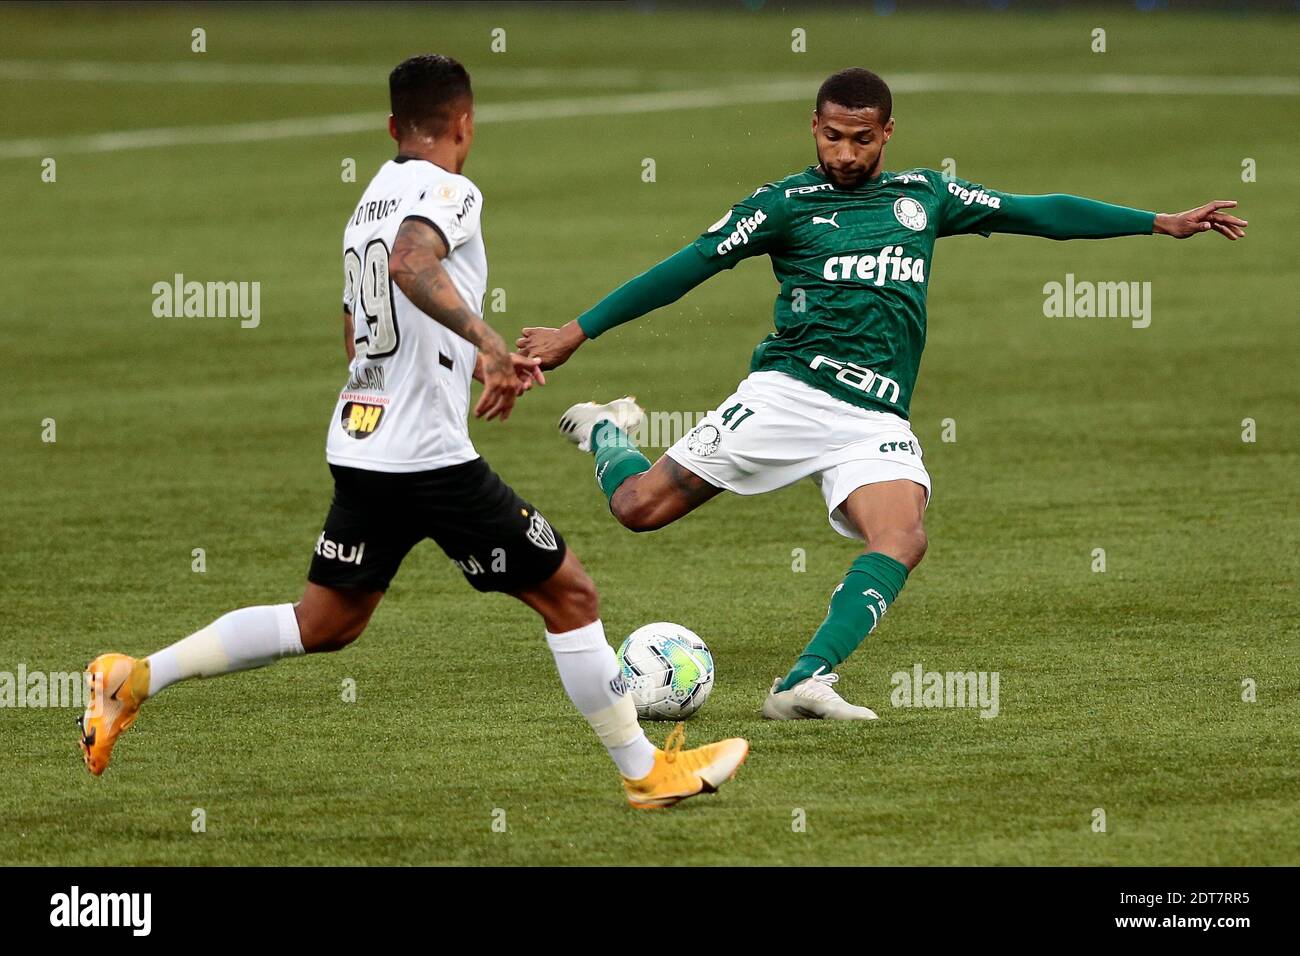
[525,510,558,551]
[947,182,1002,209]
[786,182,834,197]
[890,173,927,185]
[686,423,722,457]
[893,197,928,231]
[821,245,926,285]
[809,355,902,405]
[340,400,385,439]
[715,209,768,255]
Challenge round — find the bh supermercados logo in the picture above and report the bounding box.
[686,423,722,457]
[341,400,385,439]
[893,196,927,231]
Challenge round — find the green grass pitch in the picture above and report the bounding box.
[1,4,1297,866]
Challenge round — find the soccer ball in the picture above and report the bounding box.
[616,623,715,721]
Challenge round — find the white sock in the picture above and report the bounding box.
[146,604,304,697]
[546,620,656,779]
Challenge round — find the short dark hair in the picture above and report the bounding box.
[816,68,892,119]
[389,54,473,136]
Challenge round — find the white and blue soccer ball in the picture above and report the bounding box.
[616,623,715,721]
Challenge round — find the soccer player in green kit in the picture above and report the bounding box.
[518,68,1248,720]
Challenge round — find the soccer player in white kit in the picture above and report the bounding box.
[78,55,747,809]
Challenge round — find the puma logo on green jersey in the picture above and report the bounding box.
[821,245,926,285]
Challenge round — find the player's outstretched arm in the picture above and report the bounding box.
[971,190,1247,242]
[517,245,723,370]
[1153,201,1248,240]
[389,217,523,421]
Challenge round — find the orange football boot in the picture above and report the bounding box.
[622,723,749,809]
[78,653,150,776]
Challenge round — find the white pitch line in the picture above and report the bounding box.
[2,72,1297,160]
[0,82,812,159]
[0,60,713,88]
[892,71,1300,97]
[3,59,1297,97]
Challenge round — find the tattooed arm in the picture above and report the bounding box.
[388,217,520,421]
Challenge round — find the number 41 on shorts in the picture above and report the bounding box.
[720,404,755,430]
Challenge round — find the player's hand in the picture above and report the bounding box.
[474,343,519,422]
[509,352,546,395]
[475,351,546,395]
[1155,201,1248,240]
[517,320,587,370]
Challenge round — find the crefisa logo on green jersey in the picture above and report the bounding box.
[821,245,926,285]
[946,181,1001,209]
[715,209,768,255]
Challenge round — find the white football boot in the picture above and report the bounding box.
[557,396,646,452]
[762,667,878,721]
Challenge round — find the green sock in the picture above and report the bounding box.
[779,552,909,691]
[591,420,650,501]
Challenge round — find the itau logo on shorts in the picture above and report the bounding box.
[316,533,365,565]
[525,510,558,551]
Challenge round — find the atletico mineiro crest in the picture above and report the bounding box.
[525,510,558,551]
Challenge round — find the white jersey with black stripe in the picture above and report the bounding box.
[326,156,487,472]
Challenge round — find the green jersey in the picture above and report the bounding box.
[577,165,1154,419]
[688,166,1153,418]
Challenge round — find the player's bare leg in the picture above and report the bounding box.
[609,456,722,532]
[839,479,929,571]
[763,478,926,721]
[79,583,383,775]
[512,548,747,809]
[559,396,722,532]
[510,546,601,632]
[293,582,384,652]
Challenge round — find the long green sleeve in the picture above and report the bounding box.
[983,193,1156,240]
[576,245,723,339]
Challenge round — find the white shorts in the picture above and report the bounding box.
[664,371,931,540]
